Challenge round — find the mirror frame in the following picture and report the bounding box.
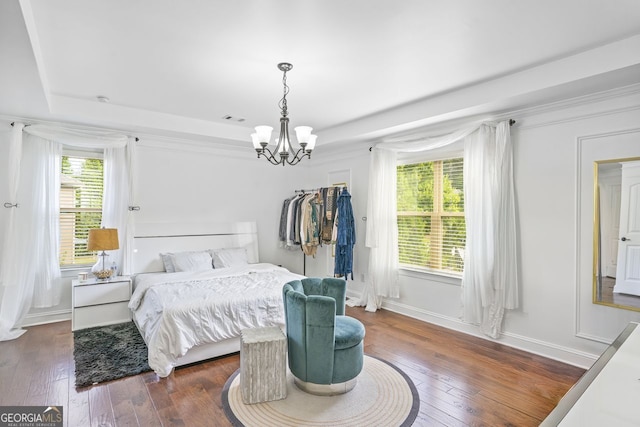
[592,156,640,311]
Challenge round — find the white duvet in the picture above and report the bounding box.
[129,263,303,377]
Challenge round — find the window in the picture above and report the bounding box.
[59,155,104,267]
[397,157,465,274]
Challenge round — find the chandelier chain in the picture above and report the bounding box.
[279,69,289,117]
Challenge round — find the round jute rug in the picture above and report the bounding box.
[222,355,419,427]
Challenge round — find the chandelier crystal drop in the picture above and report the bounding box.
[251,63,317,166]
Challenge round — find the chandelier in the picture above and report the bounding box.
[251,63,317,166]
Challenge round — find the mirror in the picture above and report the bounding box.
[593,157,640,311]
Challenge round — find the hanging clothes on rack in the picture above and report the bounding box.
[279,193,305,249]
[279,186,355,277]
[279,197,293,244]
[300,192,322,256]
[334,187,355,279]
[321,186,338,243]
[279,190,323,251]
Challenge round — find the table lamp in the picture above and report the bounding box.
[87,227,119,280]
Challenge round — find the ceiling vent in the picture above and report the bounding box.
[222,115,245,122]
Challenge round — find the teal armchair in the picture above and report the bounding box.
[283,278,365,395]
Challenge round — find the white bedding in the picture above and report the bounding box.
[129,263,303,377]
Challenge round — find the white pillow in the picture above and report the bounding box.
[160,253,176,273]
[211,247,248,268]
[171,251,213,272]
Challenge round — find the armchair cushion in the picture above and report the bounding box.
[334,316,365,350]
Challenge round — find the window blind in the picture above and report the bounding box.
[60,156,104,266]
[397,158,465,274]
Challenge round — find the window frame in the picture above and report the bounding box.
[396,150,465,280]
[59,149,104,270]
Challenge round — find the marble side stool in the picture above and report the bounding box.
[240,326,287,404]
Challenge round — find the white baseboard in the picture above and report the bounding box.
[21,309,71,328]
[345,291,598,369]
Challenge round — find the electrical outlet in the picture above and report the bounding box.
[360,273,365,282]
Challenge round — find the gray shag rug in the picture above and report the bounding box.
[73,322,151,387]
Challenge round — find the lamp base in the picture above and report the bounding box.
[93,269,114,281]
[91,251,113,280]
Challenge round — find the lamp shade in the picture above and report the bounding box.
[250,133,262,149]
[294,126,313,144]
[87,228,119,251]
[306,134,317,151]
[255,126,273,144]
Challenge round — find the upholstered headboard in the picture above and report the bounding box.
[132,221,259,274]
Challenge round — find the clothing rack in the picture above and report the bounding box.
[294,183,347,194]
[282,184,350,276]
[294,188,320,194]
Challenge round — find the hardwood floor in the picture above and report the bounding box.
[598,276,640,309]
[0,307,585,426]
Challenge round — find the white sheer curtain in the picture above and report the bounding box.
[461,122,518,338]
[0,123,133,341]
[0,123,30,340]
[102,138,137,275]
[363,148,400,311]
[29,136,62,308]
[364,120,518,338]
[0,128,62,340]
[122,141,137,275]
[25,125,129,148]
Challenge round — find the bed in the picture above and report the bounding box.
[130,221,303,377]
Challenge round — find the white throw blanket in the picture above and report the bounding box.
[129,263,303,377]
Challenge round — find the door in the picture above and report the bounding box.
[614,161,640,295]
[598,174,621,278]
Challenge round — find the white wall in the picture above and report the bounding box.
[504,92,640,364]
[132,138,300,270]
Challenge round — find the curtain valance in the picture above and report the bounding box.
[23,124,129,148]
[376,122,492,152]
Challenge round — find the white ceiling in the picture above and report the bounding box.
[1,0,640,148]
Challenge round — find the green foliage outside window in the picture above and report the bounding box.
[60,156,104,266]
[397,158,465,273]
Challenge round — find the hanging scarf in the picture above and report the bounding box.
[322,186,338,243]
[334,188,356,279]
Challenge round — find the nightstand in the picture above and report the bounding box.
[72,276,132,331]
